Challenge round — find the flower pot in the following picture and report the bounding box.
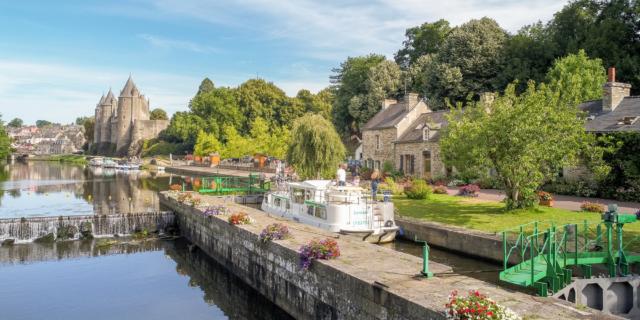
[539,199,554,207]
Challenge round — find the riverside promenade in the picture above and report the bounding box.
[161,191,605,319]
[166,165,276,178]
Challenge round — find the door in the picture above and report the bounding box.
[422,151,431,180]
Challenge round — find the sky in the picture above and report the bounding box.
[0,0,569,124]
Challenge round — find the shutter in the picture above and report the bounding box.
[399,156,404,171]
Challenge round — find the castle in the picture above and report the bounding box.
[93,76,169,156]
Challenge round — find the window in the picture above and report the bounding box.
[292,188,305,204]
[274,197,281,207]
[422,127,430,141]
[375,135,380,149]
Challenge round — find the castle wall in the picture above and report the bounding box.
[132,120,169,143]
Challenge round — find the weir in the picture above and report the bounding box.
[0,212,175,242]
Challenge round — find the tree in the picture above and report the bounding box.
[36,120,52,128]
[546,49,607,106]
[221,125,252,158]
[82,117,95,144]
[236,79,290,133]
[197,78,215,95]
[441,82,595,209]
[408,54,463,109]
[395,19,451,68]
[286,114,346,179]
[7,118,23,127]
[249,117,290,158]
[161,112,206,148]
[331,54,386,135]
[193,130,222,156]
[75,116,89,126]
[150,108,169,120]
[0,115,10,159]
[295,88,333,121]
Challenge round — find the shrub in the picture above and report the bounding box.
[382,177,404,195]
[447,179,466,187]
[299,238,340,270]
[259,223,291,242]
[581,201,605,213]
[536,191,553,201]
[445,290,521,320]
[475,176,503,189]
[228,212,252,225]
[458,184,480,197]
[433,185,448,194]
[382,160,395,174]
[431,174,449,186]
[405,179,432,200]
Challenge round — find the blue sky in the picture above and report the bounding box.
[0,0,568,124]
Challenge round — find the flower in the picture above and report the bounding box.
[228,212,252,225]
[444,290,521,320]
[259,223,291,242]
[299,238,340,270]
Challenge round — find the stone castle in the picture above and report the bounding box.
[93,76,169,156]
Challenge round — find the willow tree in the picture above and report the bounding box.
[441,82,599,209]
[286,114,345,179]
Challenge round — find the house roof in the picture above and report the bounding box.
[362,100,416,130]
[579,97,640,132]
[396,110,450,143]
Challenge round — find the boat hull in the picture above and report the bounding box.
[339,228,398,244]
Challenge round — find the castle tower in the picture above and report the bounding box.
[93,94,106,144]
[100,89,117,144]
[114,76,148,155]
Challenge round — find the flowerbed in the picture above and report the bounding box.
[259,223,291,242]
[458,184,480,197]
[228,212,252,225]
[445,290,520,320]
[536,191,553,201]
[433,185,448,194]
[299,238,340,270]
[203,205,228,216]
[580,201,605,213]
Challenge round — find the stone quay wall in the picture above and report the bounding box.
[161,192,593,320]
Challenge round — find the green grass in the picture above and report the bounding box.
[394,194,640,236]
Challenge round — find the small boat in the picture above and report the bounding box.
[88,157,104,167]
[103,158,117,168]
[261,180,398,243]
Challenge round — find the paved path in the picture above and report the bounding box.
[446,187,640,214]
[166,165,276,179]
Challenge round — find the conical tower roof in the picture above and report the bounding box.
[105,88,115,103]
[97,94,105,106]
[120,75,139,97]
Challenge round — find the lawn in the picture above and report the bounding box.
[394,194,640,236]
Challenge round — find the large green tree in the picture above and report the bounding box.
[193,130,222,157]
[36,120,53,128]
[161,112,206,148]
[150,108,168,120]
[395,19,451,68]
[7,118,23,127]
[546,49,607,106]
[190,86,244,139]
[286,114,345,179]
[441,82,596,209]
[236,79,292,133]
[0,115,11,159]
[82,117,95,145]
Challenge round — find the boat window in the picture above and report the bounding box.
[286,200,290,210]
[292,188,305,204]
[274,197,281,207]
[315,207,326,220]
[305,190,312,201]
[307,206,314,216]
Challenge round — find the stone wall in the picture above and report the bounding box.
[394,142,446,179]
[132,119,169,143]
[362,128,396,169]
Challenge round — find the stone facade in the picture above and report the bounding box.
[361,92,448,179]
[93,76,169,156]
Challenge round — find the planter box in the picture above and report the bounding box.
[539,199,554,207]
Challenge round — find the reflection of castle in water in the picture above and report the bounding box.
[1,162,168,215]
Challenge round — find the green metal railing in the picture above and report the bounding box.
[181,174,271,195]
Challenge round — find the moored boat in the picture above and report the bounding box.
[261,180,398,243]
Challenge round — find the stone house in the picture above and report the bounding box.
[565,67,639,181]
[361,93,448,179]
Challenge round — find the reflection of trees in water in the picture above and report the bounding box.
[165,240,294,320]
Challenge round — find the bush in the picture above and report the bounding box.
[405,179,432,200]
[142,139,190,157]
[543,179,597,198]
[380,177,404,195]
[536,191,553,201]
[445,290,520,320]
[581,202,605,213]
[458,184,480,197]
[299,238,340,270]
[447,179,466,187]
[382,160,395,174]
[475,176,503,189]
[433,185,448,194]
[431,175,449,186]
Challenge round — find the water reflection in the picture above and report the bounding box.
[0,239,293,320]
[0,162,186,218]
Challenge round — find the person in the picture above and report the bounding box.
[370,169,380,201]
[336,163,347,186]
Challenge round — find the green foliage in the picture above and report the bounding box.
[196,77,215,95]
[286,114,346,179]
[161,112,206,148]
[441,82,595,209]
[331,54,387,135]
[150,108,168,120]
[405,179,431,200]
[381,177,404,196]
[395,19,451,68]
[190,86,244,137]
[35,120,53,128]
[142,139,189,157]
[221,125,252,158]
[546,49,607,105]
[0,115,11,159]
[296,88,333,121]
[7,118,23,127]
[82,117,95,144]
[193,130,222,156]
[597,132,640,201]
[75,116,89,126]
[580,201,605,213]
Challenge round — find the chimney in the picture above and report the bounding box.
[381,98,397,110]
[603,67,631,112]
[401,92,420,110]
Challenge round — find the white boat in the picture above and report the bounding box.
[103,158,117,168]
[88,157,104,167]
[261,180,398,243]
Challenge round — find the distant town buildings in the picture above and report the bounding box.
[7,124,85,155]
[93,76,169,156]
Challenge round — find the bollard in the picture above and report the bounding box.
[415,235,433,278]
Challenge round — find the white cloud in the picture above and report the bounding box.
[137,33,221,54]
